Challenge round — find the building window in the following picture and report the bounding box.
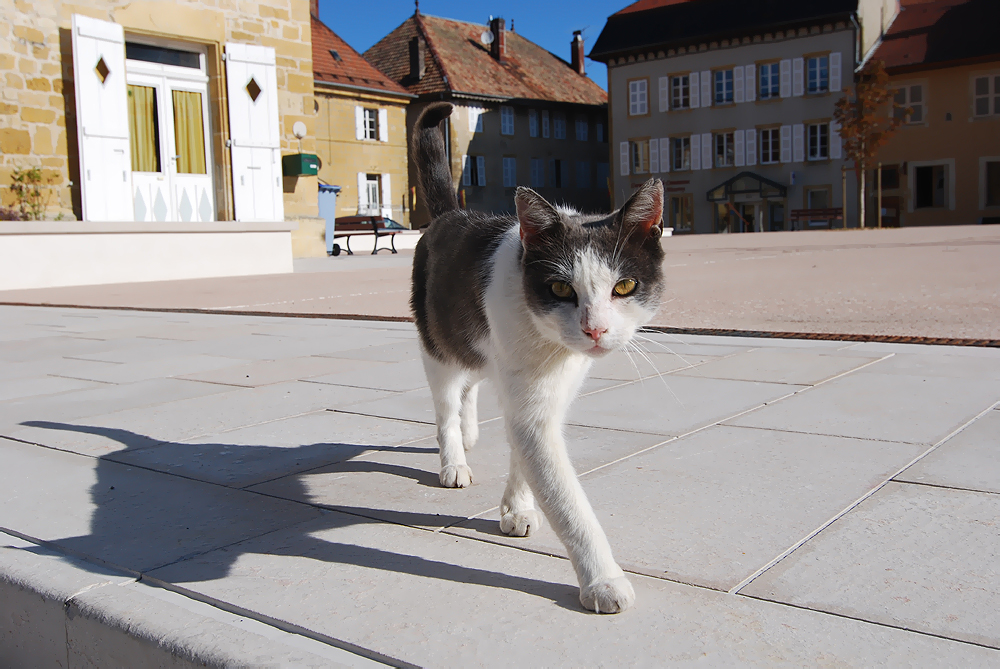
[915,164,948,208]
[365,174,381,212]
[500,106,514,135]
[463,155,485,186]
[668,194,693,233]
[894,85,924,123]
[986,161,1000,207]
[672,136,691,171]
[804,187,832,227]
[530,158,544,187]
[576,161,590,188]
[671,75,690,109]
[363,108,378,140]
[974,75,1000,116]
[553,112,566,139]
[596,122,605,142]
[714,131,735,168]
[503,156,516,187]
[549,159,565,187]
[760,127,780,164]
[807,123,829,160]
[467,106,485,133]
[529,109,538,137]
[629,79,648,115]
[542,110,550,138]
[596,162,609,190]
[759,62,780,100]
[629,139,649,174]
[807,56,829,94]
[575,117,588,141]
[714,70,734,105]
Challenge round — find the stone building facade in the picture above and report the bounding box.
[0,0,318,222]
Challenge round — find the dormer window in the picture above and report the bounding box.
[330,50,342,62]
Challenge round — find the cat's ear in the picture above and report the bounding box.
[515,187,561,246]
[617,178,664,240]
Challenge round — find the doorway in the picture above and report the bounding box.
[125,41,215,222]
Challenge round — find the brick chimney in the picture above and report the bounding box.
[571,30,585,76]
[409,35,426,81]
[490,17,505,63]
[310,0,319,18]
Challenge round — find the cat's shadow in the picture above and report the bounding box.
[17,420,581,613]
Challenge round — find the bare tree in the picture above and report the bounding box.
[833,59,908,228]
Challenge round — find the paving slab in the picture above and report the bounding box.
[250,421,670,531]
[449,425,924,591]
[0,374,105,402]
[588,348,720,381]
[895,408,1000,494]
[727,364,1000,445]
[303,359,431,393]
[109,410,437,489]
[178,355,390,388]
[568,374,802,436]
[0,437,322,572]
[673,348,882,385]
[743,482,1000,649]
[145,511,1000,667]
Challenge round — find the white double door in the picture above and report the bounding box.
[127,63,215,223]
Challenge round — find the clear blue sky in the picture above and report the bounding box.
[317,0,620,91]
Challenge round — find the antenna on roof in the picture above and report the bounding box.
[480,29,494,45]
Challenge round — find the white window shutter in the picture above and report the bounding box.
[619,141,630,176]
[476,155,486,186]
[734,65,745,103]
[780,59,792,98]
[830,52,842,92]
[357,172,368,212]
[792,57,804,96]
[792,123,805,162]
[700,70,711,107]
[746,129,757,166]
[468,107,475,132]
[690,71,700,108]
[734,129,745,167]
[660,138,670,173]
[659,76,669,113]
[71,14,133,221]
[355,107,364,140]
[226,43,283,222]
[745,64,756,102]
[461,154,471,185]
[701,132,712,170]
[649,139,659,173]
[378,108,388,142]
[690,134,701,170]
[830,121,842,159]
[780,124,792,163]
[380,173,392,218]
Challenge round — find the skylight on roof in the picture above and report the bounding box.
[330,50,342,62]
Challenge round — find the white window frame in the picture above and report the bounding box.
[894,83,926,124]
[714,131,735,168]
[365,173,381,213]
[760,62,780,100]
[807,122,829,160]
[979,156,1000,210]
[973,74,1000,117]
[909,159,956,212]
[671,74,690,110]
[363,108,378,140]
[629,139,649,175]
[500,106,514,135]
[714,69,734,105]
[672,136,690,171]
[468,105,484,133]
[628,78,648,116]
[807,55,829,95]
[760,127,780,164]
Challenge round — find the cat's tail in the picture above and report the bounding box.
[412,102,459,220]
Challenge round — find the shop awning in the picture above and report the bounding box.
[706,171,787,202]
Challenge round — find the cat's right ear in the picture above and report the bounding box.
[515,187,561,246]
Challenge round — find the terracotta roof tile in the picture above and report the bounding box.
[364,14,607,106]
[874,0,1000,72]
[312,18,410,96]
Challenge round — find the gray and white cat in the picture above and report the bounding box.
[410,102,665,614]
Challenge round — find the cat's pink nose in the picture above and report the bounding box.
[583,325,607,342]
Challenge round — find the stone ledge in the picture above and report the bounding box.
[0,220,298,235]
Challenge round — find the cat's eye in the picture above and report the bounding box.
[550,281,575,299]
[613,279,637,297]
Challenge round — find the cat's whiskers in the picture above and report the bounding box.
[623,340,685,408]
[633,333,695,368]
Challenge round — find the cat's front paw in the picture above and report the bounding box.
[439,464,473,488]
[580,576,635,614]
[499,509,542,537]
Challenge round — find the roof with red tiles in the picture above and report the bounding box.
[312,18,411,97]
[363,13,607,106]
[873,0,1000,73]
[612,0,693,17]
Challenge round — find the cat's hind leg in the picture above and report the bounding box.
[460,378,481,452]
[422,350,474,488]
[499,449,542,537]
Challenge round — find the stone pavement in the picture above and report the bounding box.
[2,304,999,666]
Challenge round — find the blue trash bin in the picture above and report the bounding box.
[318,184,341,256]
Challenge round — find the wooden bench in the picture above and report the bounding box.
[789,208,844,227]
[330,216,401,256]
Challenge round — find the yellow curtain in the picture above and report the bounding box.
[127,85,160,173]
[172,90,206,174]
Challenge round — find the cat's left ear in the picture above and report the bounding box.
[617,178,664,240]
[515,187,561,247]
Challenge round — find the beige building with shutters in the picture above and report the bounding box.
[591,0,899,234]
[0,0,318,223]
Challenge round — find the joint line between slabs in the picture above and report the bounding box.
[728,398,1000,595]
